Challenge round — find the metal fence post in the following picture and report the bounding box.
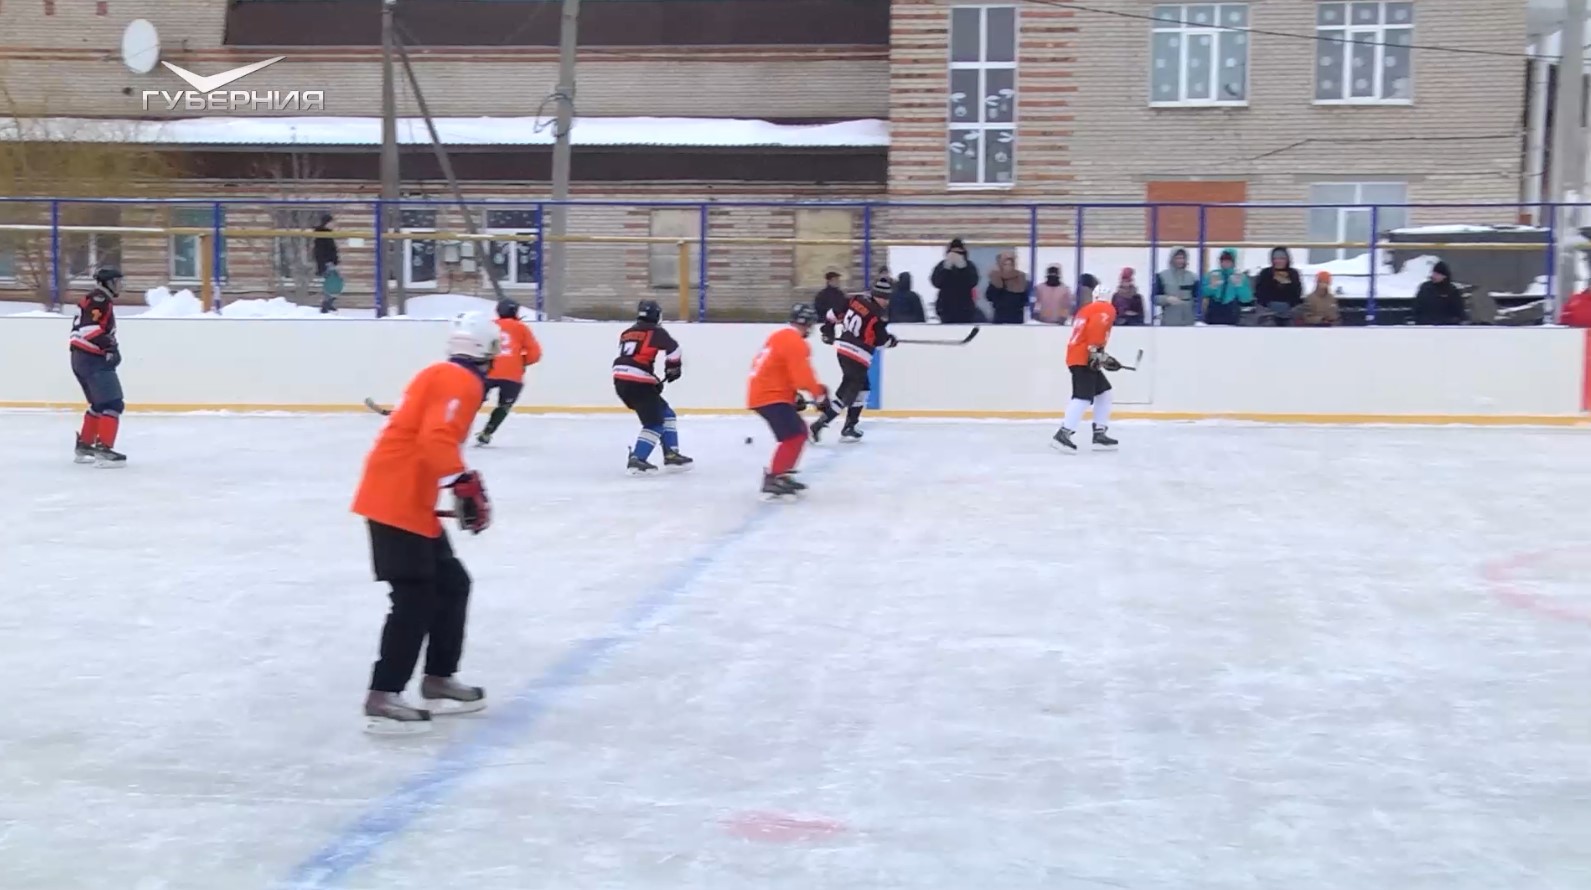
[535,202,547,319]
[48,199,61,310]
[1027,204,1038,291]
[862,203,874,284]
[1367,204,1379,325]
[1148,204,1160,323]
[696,203,709,322]
[211,201,225,309]
[1544,201,1560,319]
[1073,205,1085,294]
[373,199,387,317]
[1195,205,1208,321]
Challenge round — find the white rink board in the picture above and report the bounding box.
[0,316,1585,419]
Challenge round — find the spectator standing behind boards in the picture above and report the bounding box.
[1411,261,1467,325]
[1075,273,1100,309]
[889,272,926,323]
[986,250,1031,324]
[1152,247,1199,326]
[931,238,980,323]
[814,270,848,340]
[1110,267,1145,326]
[1203,248,1252,326]
[1032,264,1074,324]
[314,213,340,314]
[1296,270,1341,326]
[1252,246,1302,326]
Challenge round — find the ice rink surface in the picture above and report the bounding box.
[2,410,1590,890]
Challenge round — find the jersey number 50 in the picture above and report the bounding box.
[841,311,864,338]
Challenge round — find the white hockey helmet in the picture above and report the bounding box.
[447,311,501,362]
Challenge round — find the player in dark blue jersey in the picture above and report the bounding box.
[612,300,691,474]
[69,268,127,467]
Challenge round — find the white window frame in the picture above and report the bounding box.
[169,207,227,284]
[947,5,1018,190]
[1306,181,1409,263]
[66,234,120,282]
[401,229,439,290]
[271,208,327,286]
[1314,1,1414,105]
[482,208,540,289]
[1149,4,1251,108]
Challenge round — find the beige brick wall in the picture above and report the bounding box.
[885,0,1528,245]
[0,0,887,119]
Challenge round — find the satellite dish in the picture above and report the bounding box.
[122,20,161,75]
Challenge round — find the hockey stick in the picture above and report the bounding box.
[363,397,391,416]
[892,326,981,346]
[1112,349,1146,371]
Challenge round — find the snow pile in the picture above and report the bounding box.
[394,293,548,321]
[221,298,328,319]
[142,286,206,317]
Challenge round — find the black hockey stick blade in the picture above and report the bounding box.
[1115,348,1147,371]
[363,397,392,416]
[894,326,981,346]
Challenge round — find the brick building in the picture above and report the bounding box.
[0,0,1530,314]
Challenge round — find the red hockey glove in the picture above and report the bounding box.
[450,471,492,534]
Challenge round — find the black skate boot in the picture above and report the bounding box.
[663,448,694,471]
[475,430,493,446]
[420,675,487,716]
[1050,427,1078,454]
[779,472,807,492]
[93,444,127,468]
[808,418,830,443]
[627,450,658,475]
[363,691,432,736]
[1092,425,1119,450]
[74,435,96,465]
[760,472,800,501]
[839,424,863,444]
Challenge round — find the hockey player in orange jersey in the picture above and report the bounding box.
[1053,276,1122,453]
[748,303,831,498]
[351,312,499,734]
[475,298,543,446]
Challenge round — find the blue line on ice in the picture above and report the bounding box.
[280,453,830,890]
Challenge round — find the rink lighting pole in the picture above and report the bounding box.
[1552,0,1588,322]
[380,0,405,315]
[544,0,580,321]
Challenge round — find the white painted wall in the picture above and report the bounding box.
[1,317,1584,419]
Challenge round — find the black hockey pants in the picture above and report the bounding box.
[367,520,472,693]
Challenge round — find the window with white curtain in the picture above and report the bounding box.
[1306,182,1408,264]
[947,6,1017,187]
[1150,4,1250,106]
[1315,2,1413,103]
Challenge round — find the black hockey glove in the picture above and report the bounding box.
[820,325,835,345]
[1100,354,1123,372]
[664,364,682,384]
[450,471,492,534]
[793,393,809,412]
[884,335,898,349]
[105,351,122,369]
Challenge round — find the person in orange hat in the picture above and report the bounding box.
[1298,270,1341,326]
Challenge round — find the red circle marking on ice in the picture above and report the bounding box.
[725,811,847,842]
[1481,549,1591,627]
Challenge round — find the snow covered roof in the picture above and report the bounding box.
[0,116,890,148]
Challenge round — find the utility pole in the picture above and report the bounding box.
[544,0,580,320]
[1552,0,1588,321]
[380,0,405,315]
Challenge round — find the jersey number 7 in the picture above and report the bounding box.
[748,346,771,378]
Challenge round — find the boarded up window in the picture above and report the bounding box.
[1144,181,1247,243]
[649,209,700,289]
[792,209,853,288]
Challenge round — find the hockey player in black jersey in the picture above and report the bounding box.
[811,272,897,444]
[612,300,693,474]
[69,268,128,467]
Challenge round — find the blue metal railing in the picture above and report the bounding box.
[0,197,1574,321]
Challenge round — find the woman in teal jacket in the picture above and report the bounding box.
[1202,247,1253,325]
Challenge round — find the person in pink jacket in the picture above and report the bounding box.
[1032,264,1074,324]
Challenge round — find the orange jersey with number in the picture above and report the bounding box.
[747,326,825,409]
[488,317,541,383]
[351,360,485,538]
[1066,300,1117,367]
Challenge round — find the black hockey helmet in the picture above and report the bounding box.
[637,299,663,324]
[94,267,123,295]
[789,303,817,326]
[496,297,520,319]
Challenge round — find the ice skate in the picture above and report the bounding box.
[839,424,863,444]
[760,472,802,501]
[73,436,96,464]
[1092,426,1119,451]
[1050,427,1078,454]
[475,430,493,446]
[808,418,830,443]
[420,675,487,716]
[663,448,694,472]
[363,691,433,736]
[778,472,807,492]
[627,451,658,475]
[93,445,127,468]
